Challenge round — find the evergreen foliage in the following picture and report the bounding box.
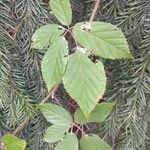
[0,0,150,150]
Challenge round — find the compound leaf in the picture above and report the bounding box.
[40,103,73,126]
[73,22,133,59]
[63,49,106,117]
[74,102,115,124]
[55,133,78,150]
[44,125,69,143]
[49,0,72,26]
[31,24,63,49]
[41,37,68,91]
[80,135,110,150]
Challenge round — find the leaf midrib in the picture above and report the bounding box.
[75,27,130,56]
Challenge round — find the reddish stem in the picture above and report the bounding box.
[72,123,86,135]
[40,84,59,104]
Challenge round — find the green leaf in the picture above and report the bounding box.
[63,49,106,117]
[1,134,26,150]
[40,103,73,126]
[49,0,72,26]
[31,24,63,49]
[80,135,110,150]
[73,22,133,59]
[41,37,68,91]
[74,102,115,124]
[44,125,69,143]
[55,133,78,150]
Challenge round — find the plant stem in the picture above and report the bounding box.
[10,0,102,134]
[89,0,101,23]
[72,123,86,135]
[12,117,29,135]
[40,84,59,104]
[12,84,60,135]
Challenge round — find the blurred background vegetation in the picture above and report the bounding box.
[0,0,150,149]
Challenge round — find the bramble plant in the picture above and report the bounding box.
[0,0,133,150]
